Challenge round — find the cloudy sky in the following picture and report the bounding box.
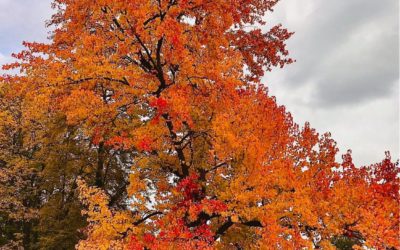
[0,0,398,166]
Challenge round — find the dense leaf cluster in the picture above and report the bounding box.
[0,0,398,249]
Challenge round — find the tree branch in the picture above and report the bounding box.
[133,211,163,226]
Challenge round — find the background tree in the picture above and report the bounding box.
[0,0,398,249]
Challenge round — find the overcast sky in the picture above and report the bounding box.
[0,0,398,166]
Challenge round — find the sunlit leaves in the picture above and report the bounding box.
[0,0,398,249]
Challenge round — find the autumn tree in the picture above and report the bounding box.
[0,0,398,249]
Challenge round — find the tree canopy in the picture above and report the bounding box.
[0,0,398,249]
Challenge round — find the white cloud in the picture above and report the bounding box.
[264,0,399,165]
[0,0,53,55]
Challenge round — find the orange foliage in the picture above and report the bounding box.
[1,0,398,249]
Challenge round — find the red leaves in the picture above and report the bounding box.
[202,199,228,214]
[193,224,214,243]
[171,35,180,47]
[150,97,168,111]
[91,127,104,145]
[150,97,168,124]
[368,152,399,199]
[231,25,294,82]
[104,135,131,150]
[128,236,143,250]
[143,233,156,244]
[177,174,201,200]
[137,137,152,151]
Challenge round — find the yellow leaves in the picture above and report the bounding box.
[230,215,240,223]
[0,110,15,129]
[319,240,336,250]
[60,89,103,125]
[128,171,147,197]
[188,204,201,222]
[77,179,134,250]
